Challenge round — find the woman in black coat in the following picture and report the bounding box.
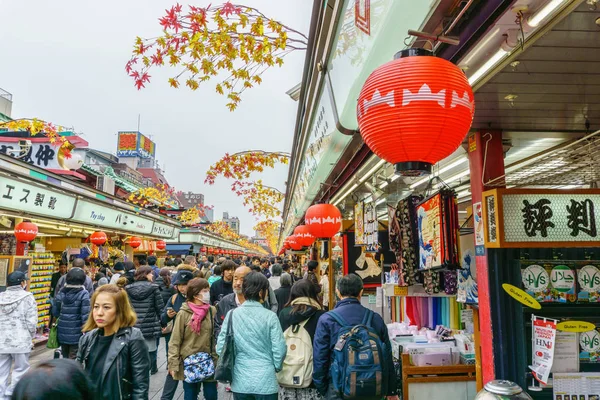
[156,268,176,306]
[278,279,326,400]
[125,266,164,375]
[77,284,149,399]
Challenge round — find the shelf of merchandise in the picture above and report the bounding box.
[30,251,55,340]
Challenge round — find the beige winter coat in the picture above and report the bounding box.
[167,302,217,381]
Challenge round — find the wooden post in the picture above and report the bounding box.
[473,307,483,392]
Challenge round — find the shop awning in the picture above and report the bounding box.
[165,244,192,255]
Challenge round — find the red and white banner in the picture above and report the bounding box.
[529,315,558,385]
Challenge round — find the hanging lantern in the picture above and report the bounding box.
[129,236,142,249]
[305,204,342,238]
[156,240,167,250]
[357,48,475,177]
[14,221,38,242]
[287,235,302,251]
[294,225,316,247]
[201,246,207,253]
[90,231,107,246]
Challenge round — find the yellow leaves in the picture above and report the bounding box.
[186,79,199,90]
[187,63,199,74]
[169,54,181,66]
[275,57,284,67]
[239,14,249,28]
[226,102,237,112]
[168,78,180,88]
[252,75,262,85]
[215,84,224,95]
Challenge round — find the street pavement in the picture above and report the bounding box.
[29,337,233,400]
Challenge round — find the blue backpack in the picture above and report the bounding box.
[329,309,389,400]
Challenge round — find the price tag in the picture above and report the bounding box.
[394,286,408,296]
[461,309,473,324]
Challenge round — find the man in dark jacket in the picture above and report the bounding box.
[51,268,90,359]
[50,263,67,298]
[274,273,292,315]
[55,259,94,296]
[160,270,193,400]
[214,266,251,337]
[312,274,398,400]
[148,255,160,279]
[209,260,235,305]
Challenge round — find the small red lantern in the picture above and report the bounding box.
[90,231,107,246]
[305,204,342,238]
[129,236,142,249]
[357,49,474,176]
[201,247,207,253]
[156,240,166,250]
[287,235,302,251]
[14,221,38,242]
[294,225,316,247]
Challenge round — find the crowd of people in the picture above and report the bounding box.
[0,254,399,400]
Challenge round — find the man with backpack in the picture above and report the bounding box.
[313,274,398,400]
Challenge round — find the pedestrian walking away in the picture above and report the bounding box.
[0,272,38,399]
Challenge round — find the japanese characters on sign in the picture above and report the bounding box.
[0,176,76,219]
[151,221,179,238]
[72,200,154,234]
[483,189,600,248]
[0,142,63,169]
[116,132,156,159]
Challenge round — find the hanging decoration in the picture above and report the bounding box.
[357,48,474,177]
[155,240,167,250]
[14,221,38,243]
[90,231,108,246]
[305,204,342,238]
[287,235,303,251]
[129,236,142,249]
[294,225,316,247]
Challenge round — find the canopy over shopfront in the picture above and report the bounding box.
[168,228,249,256]
[165,243,192,256]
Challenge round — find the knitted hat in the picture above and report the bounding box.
[66,268,86,286]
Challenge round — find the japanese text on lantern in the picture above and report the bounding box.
[503,194,599,242]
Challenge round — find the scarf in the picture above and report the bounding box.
[187,301,210,334]
[291,297,322,310]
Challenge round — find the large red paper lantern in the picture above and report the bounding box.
[294,225,316,247]
[129,236,142,249]
[305,204,342,238]
[357,49,474,176]
[287,235,303,251]
[90,231,107,246]
[155,240,166,250]
[14,221,38,242]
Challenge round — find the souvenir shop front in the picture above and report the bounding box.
[0,154,180,344]
[167,228,247,258]
[479,188,600,399]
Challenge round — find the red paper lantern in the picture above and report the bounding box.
[201,247,207,253]
[14,221,38,242]
[287,235,302,251]
[155,240,166,250]
[129,236,142,249]
[90,231,107,246]
[357,49,474,176]
[305,204,342,238]
[294,225,316,247]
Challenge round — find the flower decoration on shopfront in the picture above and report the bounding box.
[90,231,107,246]
[254,220,281,254]
[205,151,289,218]
[14,221,38,243]
[294,224,316,247]
[305,203,342,238]
[178,203,213,226]
[128,236,142,249]
[0,119,69,145]
[128,183,179,208]
[357,49,474,177]
[127,2,308,111]
[204,220,268,255]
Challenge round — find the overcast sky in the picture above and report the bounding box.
[0,0,311,237]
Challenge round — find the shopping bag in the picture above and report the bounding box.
[214,310,235,383]
[47,319,60,349]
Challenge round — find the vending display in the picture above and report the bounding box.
[30,252,55,341]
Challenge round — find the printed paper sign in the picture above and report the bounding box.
[530,316,557,385]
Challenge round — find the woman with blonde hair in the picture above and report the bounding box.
[168,278,218,400]
[77,284,149,399]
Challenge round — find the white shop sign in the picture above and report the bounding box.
[0,141,63,170]
[502,194,599,243]
[72,200,153,234]
[0,175,76,219]
[152,221,178,238]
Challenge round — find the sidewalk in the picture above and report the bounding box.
[30,337,233,400]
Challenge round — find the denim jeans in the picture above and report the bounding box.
[183,381,217,400]
[232,393,278,400]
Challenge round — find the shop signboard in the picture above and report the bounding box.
[482,189,600,248]
[151,221,179,239]
[0,141,69,170]
[72,199,154,234]
[117,131,156,159]
[0,175,76,219]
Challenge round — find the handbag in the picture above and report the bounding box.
[183,308,215,383]
[214,309,235,383]
[47,318,60,349]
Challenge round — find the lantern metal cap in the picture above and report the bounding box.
[394,48,433,59]
[394,162,432,177]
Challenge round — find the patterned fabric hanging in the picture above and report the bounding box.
[443,270,458,295]
[422,270,441,295]
[396,196,421,286]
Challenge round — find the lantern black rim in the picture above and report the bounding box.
[394,162,432,177]
[394,48,433,60]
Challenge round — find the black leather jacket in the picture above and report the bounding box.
[77,327,149,400]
